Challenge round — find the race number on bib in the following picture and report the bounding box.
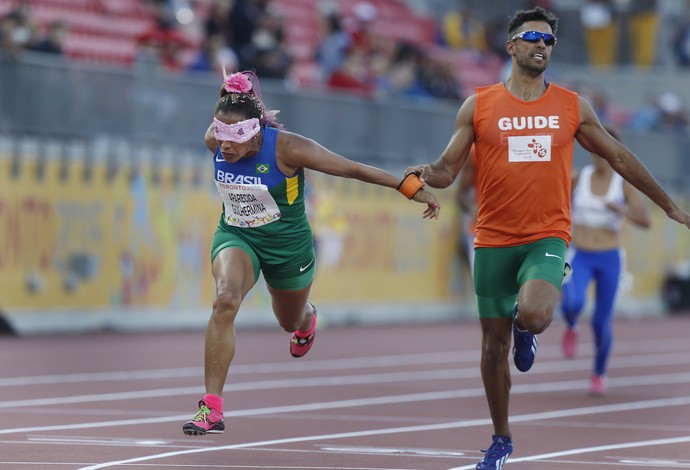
[215,182,281,227]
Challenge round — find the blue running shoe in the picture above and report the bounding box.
[476,434,513,469]
[512,306,538,372]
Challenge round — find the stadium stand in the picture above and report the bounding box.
[0,0,201,66]
[0,0,504,95]
[274,0,440,89]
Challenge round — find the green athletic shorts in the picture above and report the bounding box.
[473,237,567,319]
[210,225,316,291]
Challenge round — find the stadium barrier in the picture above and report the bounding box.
[0,140,475,334]
[1,137,688,334]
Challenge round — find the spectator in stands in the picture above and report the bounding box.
[417,57,462,101]
[629,92,689,133]
[204,0,234,48]
[247,7,291,79]
[581,0,618,66]
[392,52,462,102]
[377,41,422,97]
[29,20,68,55]
[0,1,36,59]
[573,83,615,125]
[228,0,266,69]
[252,46,291,80]
[137,0,188,72]
[5,1,36,50]
[483,16,512,62]
[187,32,238,75]
[0,15,22,59]
[628,94,664,130]
[326,49,375,96]
[438,1,488,52]
[578,0,660,69]
[315,12,351,85]
[671,6,690,67]
[656,92,689,131]
[346,1,378,56]
[181,69,439,437]
[327,4,381,96]
[627,0,659,67]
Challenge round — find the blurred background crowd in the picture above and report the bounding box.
[1,0,690,134]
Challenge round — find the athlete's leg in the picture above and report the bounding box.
[591,250,621,376]
[512,278,557,372]
[515,238,568,334]
[511,239,568,373]
[515,279,559,333]
[205,247,257,395]
[474,247,520,439]
[263,244,317,334]
[479,316,513,437]
[560,249,595,359]
[267,283,315,333]
[560,249,592,328]
[183,246,257,435]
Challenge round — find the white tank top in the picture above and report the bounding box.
[571,165,625,231]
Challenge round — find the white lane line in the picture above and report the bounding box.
[319,445,465,457]
[2,336,689,388]
[1,465,415,470]
[447,435,690,469]
[0,389,479,435]
[75,396,690,470]
[618,459,690,468]
[2,352,689,410]
[0,352,475,387]
[3,372,690,434]
[0,368,468,409]
[27,436,170,446]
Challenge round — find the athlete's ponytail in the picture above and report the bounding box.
[216,66,283,129]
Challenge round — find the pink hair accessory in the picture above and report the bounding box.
[213,117,260,143]
[223,72,253,94]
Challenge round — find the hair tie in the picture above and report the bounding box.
[222,70,253,94]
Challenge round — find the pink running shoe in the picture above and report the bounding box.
[290,302,317,358]
[590,375,607,396]
[182,400,225,435]
[562,327,577,359]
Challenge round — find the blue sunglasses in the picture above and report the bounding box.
[510,30,557,46]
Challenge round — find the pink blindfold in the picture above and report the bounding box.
[213,117,260,143]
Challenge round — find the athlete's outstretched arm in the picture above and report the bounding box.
[277,130,404,186]
[276,131,440,219]
[404,95,476,189]
[575,98,690,228]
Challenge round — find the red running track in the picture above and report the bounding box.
[1,314,690,469]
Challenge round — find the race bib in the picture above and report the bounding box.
[215,182,281,227]
[508,135,552,162]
